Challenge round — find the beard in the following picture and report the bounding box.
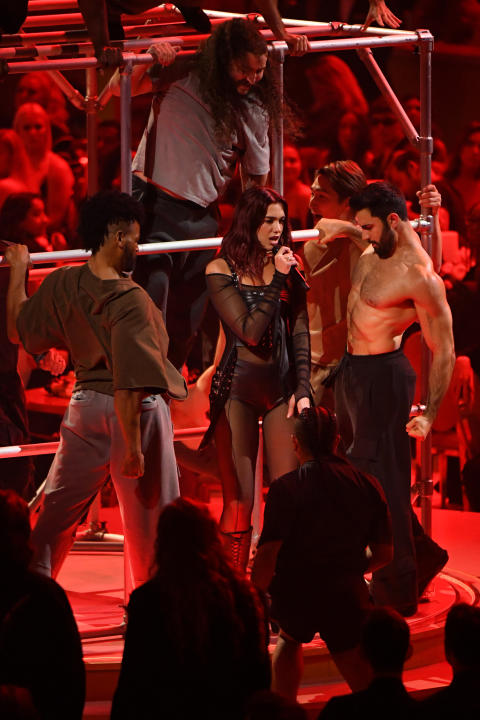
[372,224,396,259]
[121,245,137,274]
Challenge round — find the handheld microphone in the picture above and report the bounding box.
[272,245,310,291]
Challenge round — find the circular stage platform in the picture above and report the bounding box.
[59,540,480,719]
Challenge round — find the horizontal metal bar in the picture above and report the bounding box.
[0,34,185,60]
[205,10,416,37]
[0,425,210,459]
[0,229,320,265]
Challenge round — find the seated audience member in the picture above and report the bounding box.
[417,603,480,719]
[283,143,311,230]
[0,193,68,252]
[251,407,393,699]
[446,121,480,215]
[328,110,371,170]
[97,120,121,190]
[111,498,270,720]
[464,201,480,281]
[0,490,85,720]
[0,129,34,210]
[365,97,404,178]
[13,103,75,236]
[318,607,416,720]
[14,72,71,151]
[386,146,466,237]
[300,55,368,150]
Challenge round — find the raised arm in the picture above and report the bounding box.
[416,184,443,273]
[206,261,286,346]
[315,217,368,252]
[5,244,29,344]
[108,43,180,97]
[362,0,402,29]
[77,0,122,66]
[256,0,309,55]
[406,269,455,439]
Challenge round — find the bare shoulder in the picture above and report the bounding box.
[410,262,447,307]
[205,257,231,276]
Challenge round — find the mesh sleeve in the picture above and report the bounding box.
[206,270,286,346]
[289,278,311,402]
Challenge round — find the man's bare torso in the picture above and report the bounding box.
[347,234,433,355]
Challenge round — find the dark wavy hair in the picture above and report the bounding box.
[221,186,292,282]
[194,18,287,140]
[77,190,145,254]
[152,498,267,659]
[349,181,408,222]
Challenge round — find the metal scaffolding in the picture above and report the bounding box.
[1,6,435,533]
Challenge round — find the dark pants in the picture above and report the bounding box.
[334,349,419,611]
[132,175,217,370]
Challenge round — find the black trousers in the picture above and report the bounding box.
[132,175,217,370]
[334,349,419,610]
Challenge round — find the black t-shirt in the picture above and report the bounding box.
[259,457,391,592]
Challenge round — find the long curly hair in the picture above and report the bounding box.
[152,498,267,660]
[194,18,286,140]
[221,186,292,282]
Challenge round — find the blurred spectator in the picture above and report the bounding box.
[329,109,371,170]
[318,608,415,720]
[301,55,368,149]
[0,265,33,499]
[410,0,480,44]
[97,120,121,190]
[13,103,75,236]
[0,489,85,720]
[0,193,68,252]
[0,129,35,211]
[111,497,270,720]
[386,148,450,229]
[402,94,421,130]
[417,603,480,718]
[465,201,480,278]
[283,143,311,229]
[14,72,71,150]
[365,96,404,178]
[446,121,480,215]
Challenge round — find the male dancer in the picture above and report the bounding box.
[335,182,454,615]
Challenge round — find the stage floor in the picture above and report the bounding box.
[56,501,480,719]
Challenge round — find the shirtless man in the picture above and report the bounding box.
[334,181,454,615]
[304,161,443,408]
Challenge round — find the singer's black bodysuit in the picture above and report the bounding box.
[201,258,310,534]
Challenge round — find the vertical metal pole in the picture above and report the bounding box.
[86,67,98,196]
[418,33,434,536]
[271,48,285,194]
[120,59,133,195]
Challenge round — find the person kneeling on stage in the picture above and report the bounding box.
[251,406,393,699]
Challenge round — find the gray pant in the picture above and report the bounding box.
[32,390,179,593]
